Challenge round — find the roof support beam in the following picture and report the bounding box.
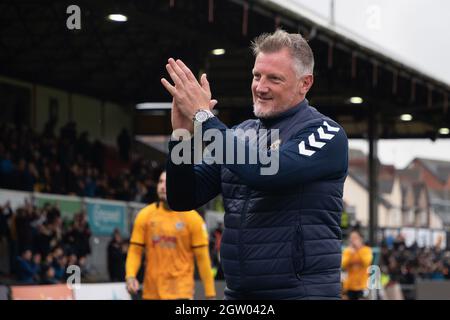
[368,100,379,246]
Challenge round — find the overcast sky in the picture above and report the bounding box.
[349,139,450,169]
[272,0,450,85]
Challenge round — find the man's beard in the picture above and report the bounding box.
[158,197,170,210]
[252,91,298,119]
[253,102,289,119]
[158,192,167,204]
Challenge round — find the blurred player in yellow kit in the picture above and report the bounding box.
[125,171,216,299]
[342,230,373,300]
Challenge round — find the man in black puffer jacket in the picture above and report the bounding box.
[162,29,348,300]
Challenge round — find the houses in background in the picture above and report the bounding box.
[343,150,450,231]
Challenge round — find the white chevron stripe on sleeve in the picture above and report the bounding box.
[323,121,340,132]
[298,141,315,156]
[308,133,325,148]
[317,127,334,140]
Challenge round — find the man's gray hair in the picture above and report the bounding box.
[251,29,314,77]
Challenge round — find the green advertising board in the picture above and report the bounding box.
[35,194,83,222]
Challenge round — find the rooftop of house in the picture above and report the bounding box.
[412,158,450,184]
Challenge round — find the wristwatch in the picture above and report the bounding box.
[193,109,215,123]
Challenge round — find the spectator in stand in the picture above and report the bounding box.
[41,265,59,285]
[35,205,62,256]
[393,234,406,250]
[34,223,55,258]
[116,179,132,202]
[95,174,110,199]
[26,162,39,191]
[78,256,91,281]
[67,253,78,275]
[41,253,54,275]
[133,180,149,203]
[83,166,97,197]
[14,206,35,254]
[53,254,68,281]
[16,249,38,284]
[65,213,91,259]
[31,253,42,283]
[107,228,127,282]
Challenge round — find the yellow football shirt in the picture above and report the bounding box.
[342,245,373,292]
[128,202,209,299]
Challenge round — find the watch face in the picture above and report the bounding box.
[195,111,208,122]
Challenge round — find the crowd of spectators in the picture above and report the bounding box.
[0,200,92,284]
[380,234,450,281]
[0,122,159,203]
[378,234,450,299]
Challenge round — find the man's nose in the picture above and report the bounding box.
[255,79,269,93]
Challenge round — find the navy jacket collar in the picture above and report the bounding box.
[259,99,309,128]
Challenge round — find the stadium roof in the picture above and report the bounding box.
[1,0,449,139]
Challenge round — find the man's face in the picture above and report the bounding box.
[33,254,41,264]
[251,48,310,118]
[23,250,32,261]
[54,248,63,258]
[157,172,167,202]
[350,232,363,248]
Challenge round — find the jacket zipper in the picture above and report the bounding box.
[238,121,262,289]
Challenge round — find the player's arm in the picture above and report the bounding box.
[358,247,373,268]
[166,139,221,211]
[200,117,348,191]
[125,211,146,294]
[193,246,216,299]
[341,247,352,270]
[189,213,216,299]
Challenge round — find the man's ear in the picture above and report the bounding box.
[299,75,314,95]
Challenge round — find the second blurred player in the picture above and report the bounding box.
[125,171,216,299]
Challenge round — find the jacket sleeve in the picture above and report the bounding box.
[166,139,221,211]
[201,117,348,191]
